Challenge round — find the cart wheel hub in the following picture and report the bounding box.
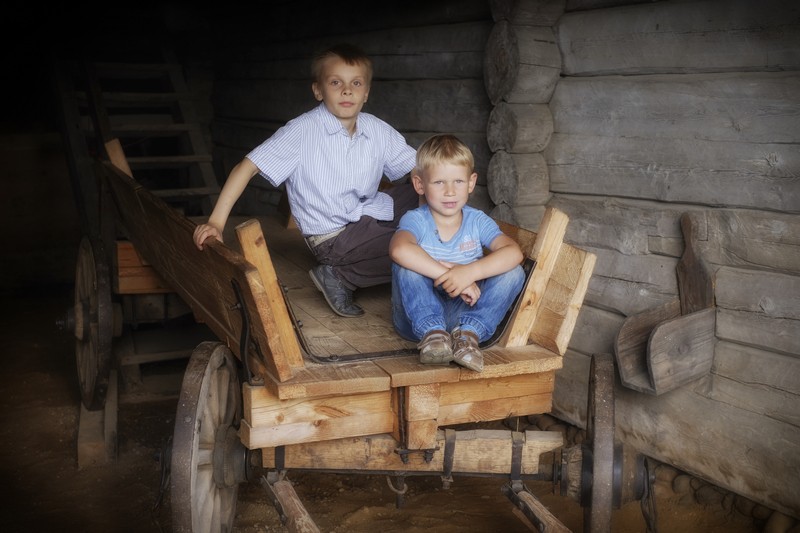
[213,424,247,488]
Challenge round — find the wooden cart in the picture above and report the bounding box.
[56,55,649,533]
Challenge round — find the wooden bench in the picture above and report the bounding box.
[102,162,596,463]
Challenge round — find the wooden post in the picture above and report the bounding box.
[235,219,305,371]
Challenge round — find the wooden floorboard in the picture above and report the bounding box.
[223,215,418,360]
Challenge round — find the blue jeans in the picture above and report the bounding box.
[392,263,525,343]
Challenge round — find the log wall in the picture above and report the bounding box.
[493,0,800,519]
[204,0,495,214]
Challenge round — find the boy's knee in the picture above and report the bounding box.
[500,264,526,290]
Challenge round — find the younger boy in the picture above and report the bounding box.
[193,43,419,317]
[389,134,525,372]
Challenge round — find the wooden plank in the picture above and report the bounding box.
[546,133,800,212]
[240,412,394,449]
[557,0,800,75]
[514,490,572,533]
[102,163,279,382]
[456,344,564,380]
[530,243,596,355]
[716,309,800,356]
[648,308,716,395]
[711,341,800,426]
[692,210,800,273]
[114,240,172,294]
[676,212,715,314]
[438,372,555,425]
[614,299,682,394]
[271,360,392,400]
[439,392,553,426]
[372,343,563,388]
[235,219,304,370]
[715,266,800,319]
[500,207,569,347]
[243,385,391,428]
[265,480,321,533]
[260,430,564,475]
[373,355,462,387]
[550,72,800,144]
[440,372,555,405]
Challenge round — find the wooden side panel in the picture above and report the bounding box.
[438,372,555,426]
[499,207,569,347]
[241,383,394,449]
[102,163,287,382]
[114,240,172,294]
[531,243,596,354]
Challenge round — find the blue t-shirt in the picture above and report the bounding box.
[397,205,503,265]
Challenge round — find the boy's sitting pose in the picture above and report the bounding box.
[389,135,525,372]
[193,43,419,317]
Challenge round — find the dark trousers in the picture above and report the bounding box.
[309,182,420,289]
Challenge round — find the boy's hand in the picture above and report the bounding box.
[193,224,223,250]
[460,283,481,306]
[435,263,478,299]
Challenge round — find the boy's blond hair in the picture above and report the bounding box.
[415,134,474,174]
[311,43,373,84]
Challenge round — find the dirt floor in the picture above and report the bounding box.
[0,286,771,533]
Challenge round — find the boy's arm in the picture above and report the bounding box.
[434,234,523,297]
[193,158,259,250]
[389,230,450,280]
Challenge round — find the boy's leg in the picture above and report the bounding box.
[392,263,453,364]
[314,183,419,289]
[455,265,526,342]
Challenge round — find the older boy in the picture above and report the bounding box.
[389,135,525,372]
[193,43,418,317]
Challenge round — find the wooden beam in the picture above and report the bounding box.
[236,219,304,370]
[260,430,564,475]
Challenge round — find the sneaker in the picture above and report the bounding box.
[417,329,453,365]
[309,265,364,317]
[451,328,484,372]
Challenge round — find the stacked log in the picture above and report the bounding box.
[484,0,566,230]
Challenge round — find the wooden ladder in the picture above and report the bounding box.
[56,46,220,220]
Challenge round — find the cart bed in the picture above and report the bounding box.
[103,161,595,454]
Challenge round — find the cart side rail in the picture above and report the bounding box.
[102,161,304,382]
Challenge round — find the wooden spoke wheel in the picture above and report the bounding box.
[171,342,246,533]
[560,353,646,532]
[73,235,113,411]
[582,352,616,533]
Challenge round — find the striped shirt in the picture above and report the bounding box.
[246,103,416,236]
[398,205,503,265]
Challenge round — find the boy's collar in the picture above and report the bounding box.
[317,102,368,138]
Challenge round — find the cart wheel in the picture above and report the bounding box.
[583,352,615,533]
[171,342,246,533]
[73,235,113,410]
